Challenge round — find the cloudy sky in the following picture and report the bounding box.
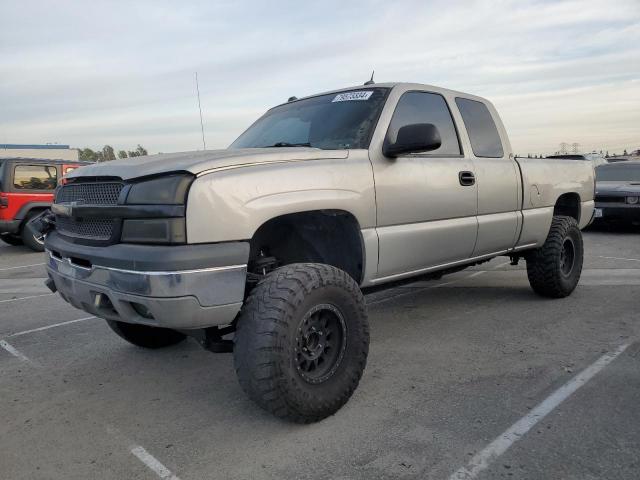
[2,0,638,156]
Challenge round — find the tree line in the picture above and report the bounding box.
[79,144,148,162]
[516,149,635,159]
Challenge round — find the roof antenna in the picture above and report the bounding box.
[195,72,206,150]
[364,70,375,85]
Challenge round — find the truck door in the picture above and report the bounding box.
[369,90,478,280]
[455,98,520,256]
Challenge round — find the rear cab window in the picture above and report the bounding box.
[13,165,58,191]
[455,98,504,158]
[387,91,461,155]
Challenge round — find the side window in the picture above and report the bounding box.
[455,98,504,158]
[13,165,58,190]
[387,91,461,155]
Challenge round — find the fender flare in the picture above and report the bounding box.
[15,202,52,221]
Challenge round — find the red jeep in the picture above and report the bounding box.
[0,158,89,251]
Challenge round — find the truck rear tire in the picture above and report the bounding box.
[0,233,23,246]
[21,213,45,252]
[234,263,369,423]
[106,320,186,349]
[526,215,583,298]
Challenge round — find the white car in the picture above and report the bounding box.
[546,153,608,167]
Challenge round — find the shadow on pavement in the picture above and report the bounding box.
[586,221,640,234]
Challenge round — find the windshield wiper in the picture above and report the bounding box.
[266,142,313,148]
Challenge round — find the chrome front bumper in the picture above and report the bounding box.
[46,251,247,329]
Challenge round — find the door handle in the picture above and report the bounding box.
[459,171,475,186]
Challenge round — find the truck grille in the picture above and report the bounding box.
[56,182,123,205]
[56,217,115,241]
[54,181,123,242]
[595,195,625,204]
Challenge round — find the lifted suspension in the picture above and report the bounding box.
[185,324,236,353]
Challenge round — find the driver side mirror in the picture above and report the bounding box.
[383,123,442,157]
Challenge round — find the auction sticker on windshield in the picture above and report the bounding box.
[332,91,373,102]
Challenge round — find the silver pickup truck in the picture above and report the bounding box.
[44,82,594,422]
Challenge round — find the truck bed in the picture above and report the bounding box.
[514,156,595,249]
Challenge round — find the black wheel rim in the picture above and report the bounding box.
[295,304,347,384]
[560,237,575,276]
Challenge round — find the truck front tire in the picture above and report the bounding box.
[526,215,583,298]
[234,263,369,423]
[106,320,186,349]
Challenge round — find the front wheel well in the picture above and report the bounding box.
[248,210,364,284]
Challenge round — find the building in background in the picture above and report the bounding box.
[0,144,79,161]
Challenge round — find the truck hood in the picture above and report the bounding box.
[596,181,640,196]
[66,148,349,181]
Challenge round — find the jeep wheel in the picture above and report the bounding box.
[0,233,23,246]
[526,215,584,298]
[106,320,186,349]
[21,213,45,252]
[234,263,369,423]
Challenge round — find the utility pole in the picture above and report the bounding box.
[195,72,206,150]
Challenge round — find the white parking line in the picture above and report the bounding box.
[597,255,640,263]
[8,316,96,338]
[465,270,490,279]
[448,342,631,480]
[130,445,181,480]
[106,425,182,480]
[0,262,46,271]
[0,316,97,365]
[0,293,54,304]
[0,339,35,365]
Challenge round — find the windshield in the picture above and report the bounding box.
[230,88,389,150]
[0,160,4,190]
[596,164,640,182]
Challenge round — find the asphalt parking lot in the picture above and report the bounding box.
[1,225,639,480]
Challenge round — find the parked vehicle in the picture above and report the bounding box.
[594,161,640,224]
[607,156,633,163]
[43,82,595,422]
[546,153,608,167]
[0,158,88,250]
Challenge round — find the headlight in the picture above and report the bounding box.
[121,218,186,244]
[121,174,193,244]
[627,196,639,205]
[126,174,193,205]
